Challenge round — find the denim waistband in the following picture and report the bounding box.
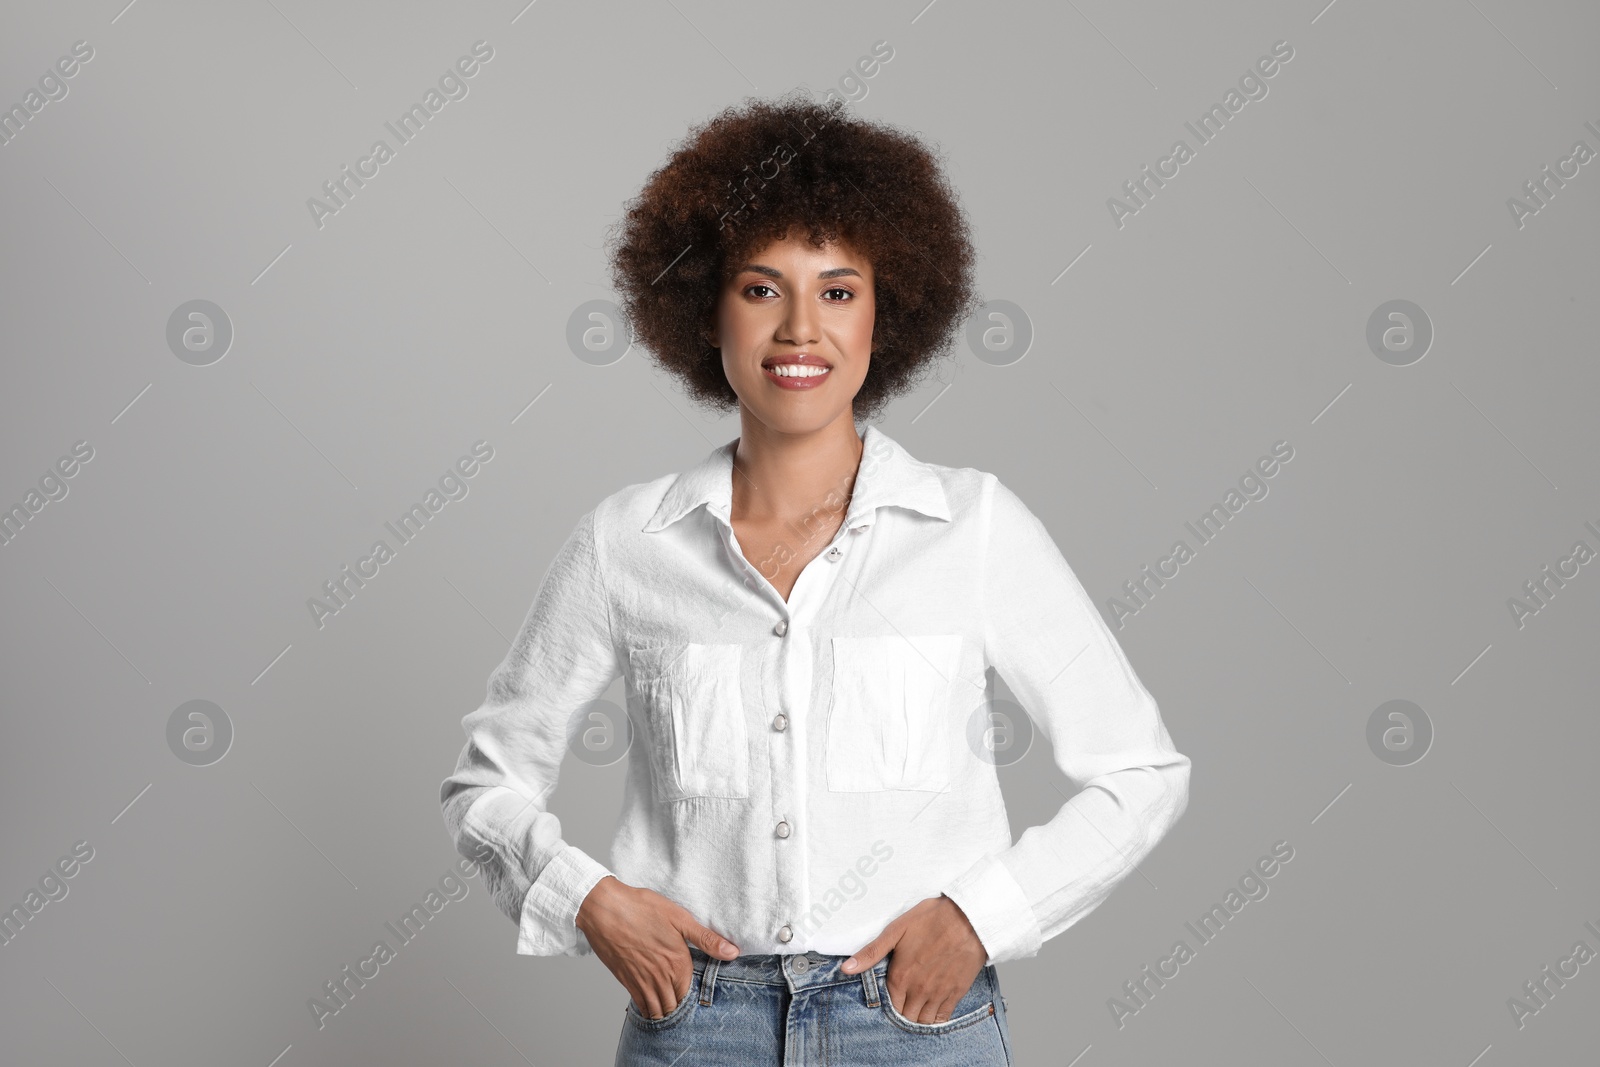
[686,943,891,996]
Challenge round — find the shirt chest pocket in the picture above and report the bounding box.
[629,643,750,802]
[826,634,963,793]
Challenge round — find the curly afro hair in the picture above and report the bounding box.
[606,90,981,423]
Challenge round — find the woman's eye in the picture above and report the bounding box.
[746,284,776,298]
[824,287,852,301]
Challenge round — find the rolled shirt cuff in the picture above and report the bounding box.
[941,853,1042,966]
[517,843,614,956]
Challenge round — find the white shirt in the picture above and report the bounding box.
[439,424,1190,966]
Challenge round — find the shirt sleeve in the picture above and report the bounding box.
[939,475,1191,965]
[439,506,622,956]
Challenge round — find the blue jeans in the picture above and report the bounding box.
[614,944,1014,1065]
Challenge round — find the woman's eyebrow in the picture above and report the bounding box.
[739,264,864,280]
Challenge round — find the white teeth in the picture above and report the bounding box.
[769,363,829,377]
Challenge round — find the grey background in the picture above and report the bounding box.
[2,0,1596,1064]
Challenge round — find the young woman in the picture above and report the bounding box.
[440,92,1191,1066]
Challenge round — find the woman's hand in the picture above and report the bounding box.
[575,876,741,1019]
[839,894,988,1024]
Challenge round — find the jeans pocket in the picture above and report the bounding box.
[624,967,700,1032]
[879,968,996,1035]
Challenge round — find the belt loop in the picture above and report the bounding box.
[860,961,881,1007]
[699,954,721,1006]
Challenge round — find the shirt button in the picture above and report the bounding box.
[826,546,842,562]
[775,820,790,838]
[772,713,787,731]
[777,924,793,943]
[773,619,788,636]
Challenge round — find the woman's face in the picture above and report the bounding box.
[710,230,875,436]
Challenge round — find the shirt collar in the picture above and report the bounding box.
[641,423,951,534]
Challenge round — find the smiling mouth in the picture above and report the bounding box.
[765,363,830,378]
[761,356,832,389]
